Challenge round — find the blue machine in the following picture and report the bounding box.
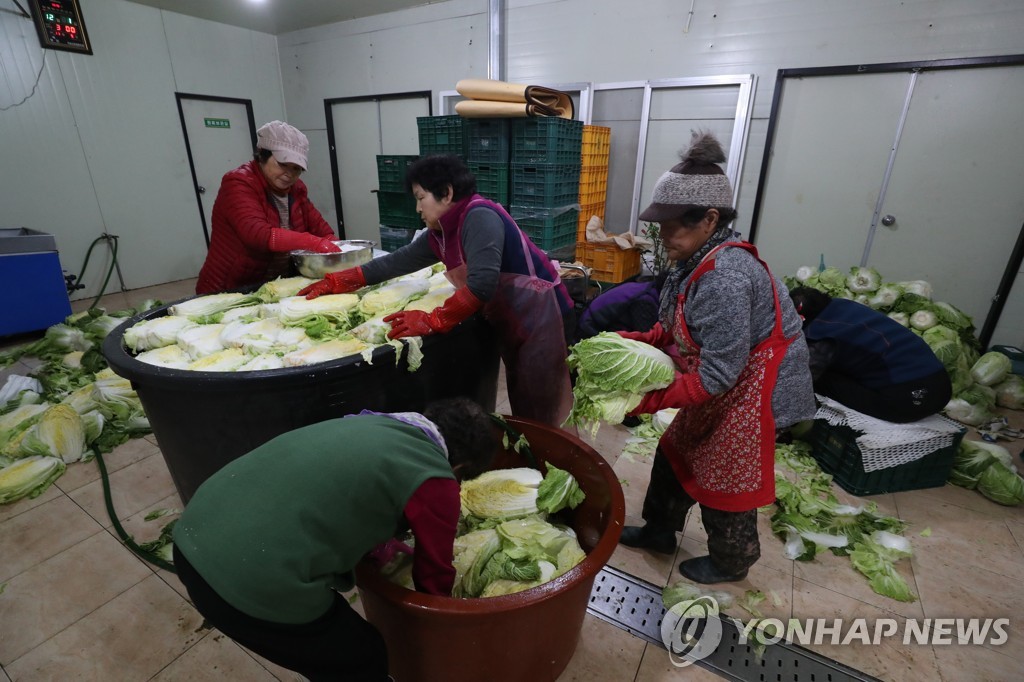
[1,228,72,337]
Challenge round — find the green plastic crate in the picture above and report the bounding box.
[376,191,421,229]
[511,163,581,208]
[469,162,510,206]
[511,118,583,165]
[378,225,418,252]
[465,118,511,163]
[513,208,578,253]
[807,418,965,496]
[376,155,417,193]
[417,115,467,156]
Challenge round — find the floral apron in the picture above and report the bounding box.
[441,200,572,428]
[659,242,794,512]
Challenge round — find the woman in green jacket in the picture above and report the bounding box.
[172,397,496,681]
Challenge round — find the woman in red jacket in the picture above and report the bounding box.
[196,121,340,294]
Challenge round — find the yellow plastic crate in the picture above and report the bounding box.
[578,167,609,205]
[581,125,611,167]
[577,202,606,238]
[577,241,642,283]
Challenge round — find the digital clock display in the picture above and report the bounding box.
[30,0,92,54]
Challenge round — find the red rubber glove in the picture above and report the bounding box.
[384,287,483,339]
[617,322,673,348]
[366,538,414,567]
[298,266,366,299]
[267,228,341,254]
[627,371,714,416]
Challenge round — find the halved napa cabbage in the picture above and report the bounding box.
[427,270,453,290]
[220,318,287,354]
[255,276,318,302]
[178,324,227,359]
[397,266,435,282]
[122,315,196,352]
[168,293,258,320]
[237,354,286,372]
[134,345,192,369]
[349,316,392,345]
[404,284,457,313]
[186,348,250,372]
[18,404,87,463]
[278,294,360,324]
[219,305,263,324]
[356,279,431,320]
[0,456,66,504]
[281,338,371,367]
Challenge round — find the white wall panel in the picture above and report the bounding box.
[0,0,286,302]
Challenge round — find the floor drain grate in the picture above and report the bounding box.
[587,565,883,682]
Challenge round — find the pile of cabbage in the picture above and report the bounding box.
[769,441,918,602]
[381,464,588,598]
[121,265,456,372]
[565,332,677,435]
[0,305,155,504]
[786,265,1023,425]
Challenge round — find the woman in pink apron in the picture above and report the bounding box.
[299,154,574,428]
[617,132,815,584]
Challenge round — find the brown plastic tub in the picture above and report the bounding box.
[355,416,625,682]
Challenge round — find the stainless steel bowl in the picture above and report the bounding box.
[291,240,376,279]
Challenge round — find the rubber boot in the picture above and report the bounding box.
[618,524,677,554]
[678,555,748,584]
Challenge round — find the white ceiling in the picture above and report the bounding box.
[123,0,446,35]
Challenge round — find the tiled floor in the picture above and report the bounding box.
[2,278,1023,681]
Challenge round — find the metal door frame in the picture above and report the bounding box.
[324,91,432,239]
[748,53,1024,347]
[175,93,257,247]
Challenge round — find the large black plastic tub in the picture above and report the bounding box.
[102,301,499,503]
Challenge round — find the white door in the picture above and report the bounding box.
[179,97,255,246]
[329,95,429,243]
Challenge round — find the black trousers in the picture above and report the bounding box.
[641,448,761,575]
[816,368,951,423]
[173,546,389,682]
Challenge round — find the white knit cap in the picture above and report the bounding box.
[257,121,309,170]
[638,130,733,223]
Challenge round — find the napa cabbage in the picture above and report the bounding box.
[460,467,543,521]
[18,404,87,463]
[177,324,227,359]
[846,267,881,294]
[281,338,371,367]
[566,332,677,434]
[976,461,1024,506]
[993,375,1024,409]
[236,354,286,372]
[186,348,251,372]
[970,351,1012,387]
[0,455,66,504]
[255,276,319,302]
[909,310,938,331]
[355,279,431,321]
[122,315,197,352]
[168,293,258,320]
[535,464,585,514]
[134,345,192,369]
[403,284,457,313]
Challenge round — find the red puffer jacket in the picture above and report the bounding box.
[196,161,336,294]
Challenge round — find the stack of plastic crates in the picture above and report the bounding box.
[575,125,640,284]
[417,115,467,156]
[509,117,582,260]
[375,154,421,251]
[465,118,511,207]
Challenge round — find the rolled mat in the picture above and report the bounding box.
[455,78,574,119]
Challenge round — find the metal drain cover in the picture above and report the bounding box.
[587,565,882,682]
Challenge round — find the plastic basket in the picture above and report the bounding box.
[417,115,467,156]
[378,225,418,252]
[511,163,581,208]
[376,191,421,229]
[512,207,578,253]
[576,242,642,284]
[469,162,511,206]
[581,125,611,167]
[511,118,583,165]
[807,419,965,496]
[376,155,417,193]
[578,167,609,205]
[466,119,512,163]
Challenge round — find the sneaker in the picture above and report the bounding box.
[678,555,748,584]
[618,524,677,554]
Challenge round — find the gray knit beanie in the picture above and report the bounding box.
[638,130,734,223]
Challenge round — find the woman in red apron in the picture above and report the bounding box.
[616,132,815,583]
[299,154,574,428]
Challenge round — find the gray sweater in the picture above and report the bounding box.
[672,245,816,429]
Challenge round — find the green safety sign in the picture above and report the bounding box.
[204,118,231,128]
